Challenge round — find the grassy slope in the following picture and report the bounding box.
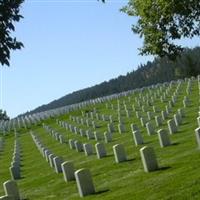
[0,79,200,200]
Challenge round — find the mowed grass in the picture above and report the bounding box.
[0,79,200,199]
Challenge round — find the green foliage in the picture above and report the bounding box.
[121,0,200,59]
[0,0,24,66]
[0,109,9,121]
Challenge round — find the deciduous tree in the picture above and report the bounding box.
[121,0,200,59]
[0,0,24,66]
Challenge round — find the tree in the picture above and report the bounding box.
[121,0,200,59]
[0,109,9,121]
[0,0,24,66]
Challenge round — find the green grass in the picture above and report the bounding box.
[0,79,200,199]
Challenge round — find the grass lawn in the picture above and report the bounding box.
[0,79,200,199]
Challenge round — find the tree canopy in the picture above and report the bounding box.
[121,0,200,59]
[0,0,24,66]
[0,109,9,120]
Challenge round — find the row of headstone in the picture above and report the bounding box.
[70,113,105,129]
[167,108,185,134]
[30,132,63,173]
[134,80,189,123]
[1,76,196,134]
[58,119,113,144]
[43,124,66,144]
[9,139,21,180]
[69,137,128,164]
[30,132,96,197]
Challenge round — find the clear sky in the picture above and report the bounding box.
[1,0,199,118]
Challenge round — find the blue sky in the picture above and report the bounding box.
[1,0,199,118]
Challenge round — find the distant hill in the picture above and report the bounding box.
[26,47,200,115]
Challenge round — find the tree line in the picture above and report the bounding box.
[26,47,200,115]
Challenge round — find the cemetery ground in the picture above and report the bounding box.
[0,79,200,199]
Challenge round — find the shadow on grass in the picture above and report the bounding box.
[144,141,152,144]
[95,189,110,195]
[158,166,171,171]
[125,158,135,162]
[171,142,179,146]
[182,122,189,125]
[105,154,114,158]
[18,176,26,180]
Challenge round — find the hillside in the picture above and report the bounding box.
[26,47,200,115]
[0,76,200,199]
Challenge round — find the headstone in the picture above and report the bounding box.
[53,156,63,173]
[3,180,20,200]
[153,106,159,113]
[161,110,167,120]
[92,121,97,129]
[55,132,60,141]
[126,110,131,118]
[107,123,115,133]
[140,117,147,127]
[130,124,139,132]
[197,117,200,127]
[75,141,83,152]
[9,166,20,180]
[169,100,174,108]
[49,154,56,168]
[59,135,65,144]
[113,144,127,163]
[142,105,146,112]
[147,111,153,120]
[174,113,182,127]
[86,130,94,140]
[104,131,112,143]
[75,169,95,197]
[195,127,200,148]
[132,130,143,146]
[69,139,76,149]
[94,131,102,141]
[155,116,162,127]
[118,123,125,134]
[140,146,158,172]
[79,129,86,137]
[61,161,75,182]
[44,149,52,162]
[135,111,141,119]
[165,105,171,115]
[83,143,93,156]
[95,143,107,159]
[168,119,178,134]
[158,129,171,147]
[178,108,185,118]
[74,127,79,134]
[146,122,155,135]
